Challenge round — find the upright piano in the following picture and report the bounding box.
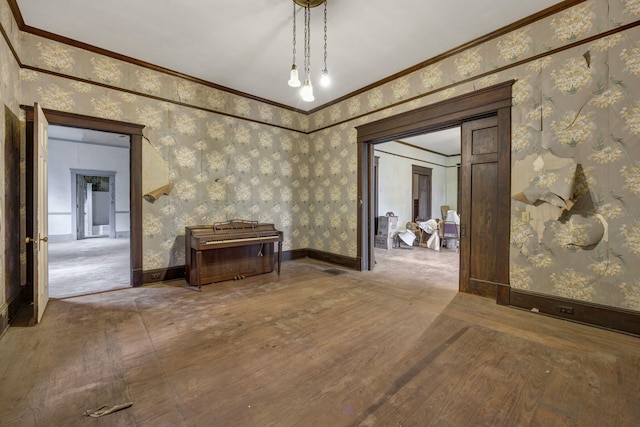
[185,220,283,286]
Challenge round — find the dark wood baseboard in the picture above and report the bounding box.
[284,249,308,261]
[140,249,359,284]
[305,249,360,270]
[142,265,186,284]
[461,278,497,299]
[7,288,24,323]
[510,289,640,337]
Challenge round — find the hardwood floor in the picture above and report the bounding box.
[0,251,638,426]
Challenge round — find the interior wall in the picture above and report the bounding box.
[375,141,452,226]
[0,0,24,335]
[48,138,129,240]
[303,0,640,313]
[2,0,639,315]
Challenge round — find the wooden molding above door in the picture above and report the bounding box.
[22,106,145,287]
[355,81,514,301]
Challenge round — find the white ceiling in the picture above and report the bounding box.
[15,0,562,111]
[48,125,129,148]
[399,128,461,157]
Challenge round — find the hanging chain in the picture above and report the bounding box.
[292,1,297,64]
[304,0,311,77]
[323,0,327,71]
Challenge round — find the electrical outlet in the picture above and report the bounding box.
[559,306,574,315]
[521,211,530,222]
[151,273,161,280]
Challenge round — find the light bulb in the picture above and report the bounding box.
[288,65,301,87]
[320,69,330,87]
[300,79,315,102]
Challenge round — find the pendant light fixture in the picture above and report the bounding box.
[289,0,329,102]
[287,0,300,87]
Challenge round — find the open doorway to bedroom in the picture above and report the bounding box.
[373,127,461,282]
[47,125,131,298]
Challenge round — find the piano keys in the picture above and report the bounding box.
[185,220,283,287]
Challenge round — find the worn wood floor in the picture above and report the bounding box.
[0,249,639,426]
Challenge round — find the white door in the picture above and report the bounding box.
[31,102,49,323]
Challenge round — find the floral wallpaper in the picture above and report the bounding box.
[0,0,24,326]
[2,0,640,313]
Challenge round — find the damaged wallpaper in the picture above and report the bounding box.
[3,0,640,313]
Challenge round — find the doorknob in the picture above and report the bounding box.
[25,235,48,244]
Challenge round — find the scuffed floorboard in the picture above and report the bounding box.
[0,253,638,426]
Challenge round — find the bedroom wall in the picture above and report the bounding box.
[47,138,130,239]
[375,141,454,226]
[0,0,25,335]
[303,0,640,312]
[2,0,639,314]
[16,32,313,270]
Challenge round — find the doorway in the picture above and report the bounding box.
[73,172,116,240]
[45,125,131,298]
[412,166,432,222]
[24,106,144,309]
[356,82,513,304]
[373,130,461,275]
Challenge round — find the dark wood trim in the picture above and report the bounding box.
[306,249,359,270]
[22,105,144,288]
[396,139,460,158]
[374,148,451,169]
[130,134,143,286]
[510,290,640,337]
[495,106,512,305]
[22,105,144,135]
[140,249,355,284]
[142,266,186,284]
[7,8,638,138]
[311,19,640,133]
[7,0,583,116]
[7,13,306,115]
[356,81,514,293]
[284,249,308,261]
[6,0,24,27]
[308,0,586,114]
[7,289,24,323]
[20,65,306,135]
[356,81,514,144]
[412,165,433,222]
[283,248,359,270]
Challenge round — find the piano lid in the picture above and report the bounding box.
[188,220,279,238]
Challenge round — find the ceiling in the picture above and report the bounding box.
[15,0,562,112]
[398,128,461,157]
[48,125,129,148]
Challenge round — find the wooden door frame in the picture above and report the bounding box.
[23,106,145,287]
[71,169,118,240]
[412,165,432,221]
[355,81,513,300]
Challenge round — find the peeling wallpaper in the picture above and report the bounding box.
[2,0,640,312]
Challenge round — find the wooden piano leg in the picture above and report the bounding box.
[277,240,282,275]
